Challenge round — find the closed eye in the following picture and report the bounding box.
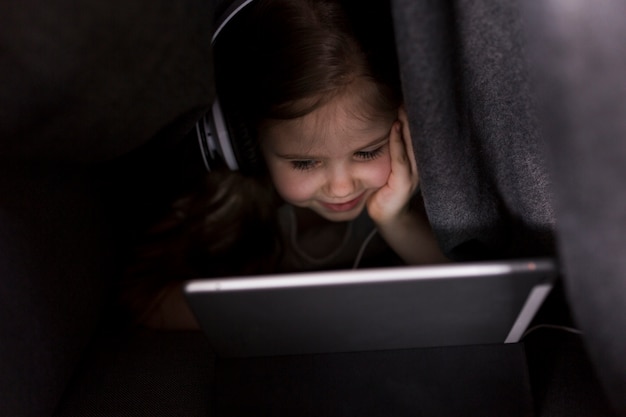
[354,143,387,161]
[290,160,319,171]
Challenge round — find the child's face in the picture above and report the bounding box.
[260,89,397,222]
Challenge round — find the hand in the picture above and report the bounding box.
[367,106,419,226]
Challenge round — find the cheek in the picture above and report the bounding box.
[261,147,310,204]
[267,164,319,204]
[364,156,392,188]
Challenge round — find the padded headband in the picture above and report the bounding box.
[196,0,258,172]
[213,0,256,42]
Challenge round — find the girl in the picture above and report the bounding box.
[122,0,448,329]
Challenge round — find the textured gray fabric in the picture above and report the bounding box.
[55,329,215,417]
[0,164,114,417]
[391,0,555,260]
[216,343,533,417]
[525,330,617,417]
[0,1,217,415]
[0,0,215,163]
[520,1,626,414]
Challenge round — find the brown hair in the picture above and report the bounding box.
[120,169,281,323]
[214,0,401,124]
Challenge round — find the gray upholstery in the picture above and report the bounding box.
[0,164,113,416]
[0,0,216,415]
[0,0,215,164]
[521,0,626,413]
[55,329,215,417]
[391,0,555,261]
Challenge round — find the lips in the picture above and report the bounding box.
[319,193,365,212]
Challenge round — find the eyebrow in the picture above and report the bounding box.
[275,129,392,160]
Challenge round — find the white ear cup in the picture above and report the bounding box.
[196,113,214,171]
[196,99,240,172]
[212,99,240,171]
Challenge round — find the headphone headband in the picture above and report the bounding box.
[212,0,256,44]
[195,0,257,172]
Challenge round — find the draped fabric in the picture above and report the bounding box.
[0,1,216,415]
[391,0,626,412]
[520,1,626,413]
[0,0,215,164]
[391,0,555,261]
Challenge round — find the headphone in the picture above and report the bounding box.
[193,0,263,175]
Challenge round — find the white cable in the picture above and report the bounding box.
[352,228,378,269]
[522,323,583,340]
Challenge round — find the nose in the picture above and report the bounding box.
[325,164,357,198]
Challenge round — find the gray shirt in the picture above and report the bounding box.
[276,204,402,272]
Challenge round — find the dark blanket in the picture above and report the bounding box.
[392,0,626,413]
[521,0,626,414]
[0,1,216,415]
[0,0,215,164]
[392,0,626,415]
[392,0,555,261]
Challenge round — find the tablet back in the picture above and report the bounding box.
[184,259,556,357]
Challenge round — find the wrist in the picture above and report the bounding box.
[371,206,413,232]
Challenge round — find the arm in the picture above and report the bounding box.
[374,197,449,265]
[138,284,200,330]
[367,107,449,265]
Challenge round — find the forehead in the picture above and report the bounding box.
[260,85,397,154]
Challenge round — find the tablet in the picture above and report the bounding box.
[184,258,556,357]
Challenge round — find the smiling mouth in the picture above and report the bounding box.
[320,193,365,212]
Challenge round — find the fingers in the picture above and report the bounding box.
[390,107,418,189]
[398,107,418,182]
[367,107,419,225]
